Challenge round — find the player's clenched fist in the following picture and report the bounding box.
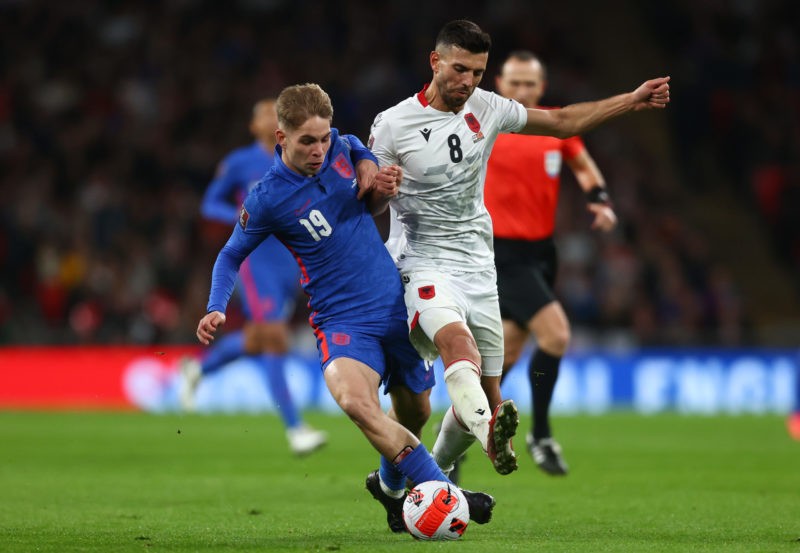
[196,311,226,345]
[372,165,403,198]
[632,76,670,110]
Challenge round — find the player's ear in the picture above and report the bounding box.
[430,50,440,73]
[275,128,286,146]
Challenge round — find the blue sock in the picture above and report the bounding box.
[201,332,245,376]
[794,363,800,415]
[396,443,451,487]
[379,455,406,492]
[261,354,301,429]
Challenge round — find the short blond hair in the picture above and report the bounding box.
[276,83,333,131]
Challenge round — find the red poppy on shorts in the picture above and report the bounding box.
[418,286,435,300]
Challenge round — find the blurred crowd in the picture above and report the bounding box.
[2,0,794,347]
[644,1,800,283]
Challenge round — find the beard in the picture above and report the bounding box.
[440,87,472,110]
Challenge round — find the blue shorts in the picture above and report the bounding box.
[236,235,301,322]
[314,315,435,395]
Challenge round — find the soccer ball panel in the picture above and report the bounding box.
[402,480,470,540]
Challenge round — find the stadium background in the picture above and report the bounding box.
[0,0,797,414]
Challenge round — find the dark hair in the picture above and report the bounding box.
[435,19,491,54]
[276,83,333,130]
[504,49,547,79]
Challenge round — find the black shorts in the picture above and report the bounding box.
[494,236,558,329]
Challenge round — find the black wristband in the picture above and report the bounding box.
[586,185,611,205]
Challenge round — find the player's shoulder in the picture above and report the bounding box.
[374,94,420,124]
[330,128,352,150]
[470,87,518,111]
[244,168,279,209]
[223,142,260,166]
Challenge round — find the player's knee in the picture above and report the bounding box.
[435,326,480,364]
[243,322,290,354]
[336,394,376,426]
[538,325,570,356]
[502,341,524,369]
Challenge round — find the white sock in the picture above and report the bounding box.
[432,406,477,474]
[442,359,491,451]
[379,477,405,499]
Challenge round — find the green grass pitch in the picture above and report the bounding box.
[0,412,797,552]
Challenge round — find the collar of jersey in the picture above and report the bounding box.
[416,84,431,107]
[416,83,468,114]
[272,128,339,187]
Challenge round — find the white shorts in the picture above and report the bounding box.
[401,269,504,377]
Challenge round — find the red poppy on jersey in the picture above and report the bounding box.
[331,153,354,178]
[418,285,436,300]
[464,113,481,133]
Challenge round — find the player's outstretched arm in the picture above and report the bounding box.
[522,76,670,138]
[197,311,226,345]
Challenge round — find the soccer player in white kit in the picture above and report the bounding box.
[369,19,670,480]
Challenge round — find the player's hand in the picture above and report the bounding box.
[370,165,402,198]
[587,203,617,232]
[197,311,226,345]
[631,76,670,111]
[355,159,379,199]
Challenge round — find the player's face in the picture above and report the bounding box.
[251,100,279,145]
[431,46,488,111]
[496,58,545,108]
[277,116,332,177]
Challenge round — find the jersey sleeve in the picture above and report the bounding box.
[480,89,527,134]
[367,111,398,167]
[206,193,274,313]
[499,96,528,134]
[341,133,378,166]
[201,154,240,224]
[562,135,586,160]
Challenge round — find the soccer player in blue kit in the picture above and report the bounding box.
[181,98,327,456]
[196,83,495,532]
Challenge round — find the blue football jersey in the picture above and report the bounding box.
[202,141,300,320]
[202,141,270,224]
[207,129,406,325]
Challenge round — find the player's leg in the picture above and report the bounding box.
[371,318,436,499]
[241,244,327,455]
[402,271,493,452]
[406,270,517,476]
[375,385,432,515]
[244,321,327,455]
[525,301,570,475]
[467,277,519,476]
[495,236,566,474]
[500,319,528,374]
[788,363,800,441]
[366,324,495,531]
[179,330,246,411]
[324,357,450,484]
[527,301,570,440]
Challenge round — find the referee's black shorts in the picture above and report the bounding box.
[494,236,558,329]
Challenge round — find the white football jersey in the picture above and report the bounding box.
[370,86,527,272]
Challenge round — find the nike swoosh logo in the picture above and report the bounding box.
[293,199,311,216]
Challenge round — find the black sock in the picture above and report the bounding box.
[529,349,561,441]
